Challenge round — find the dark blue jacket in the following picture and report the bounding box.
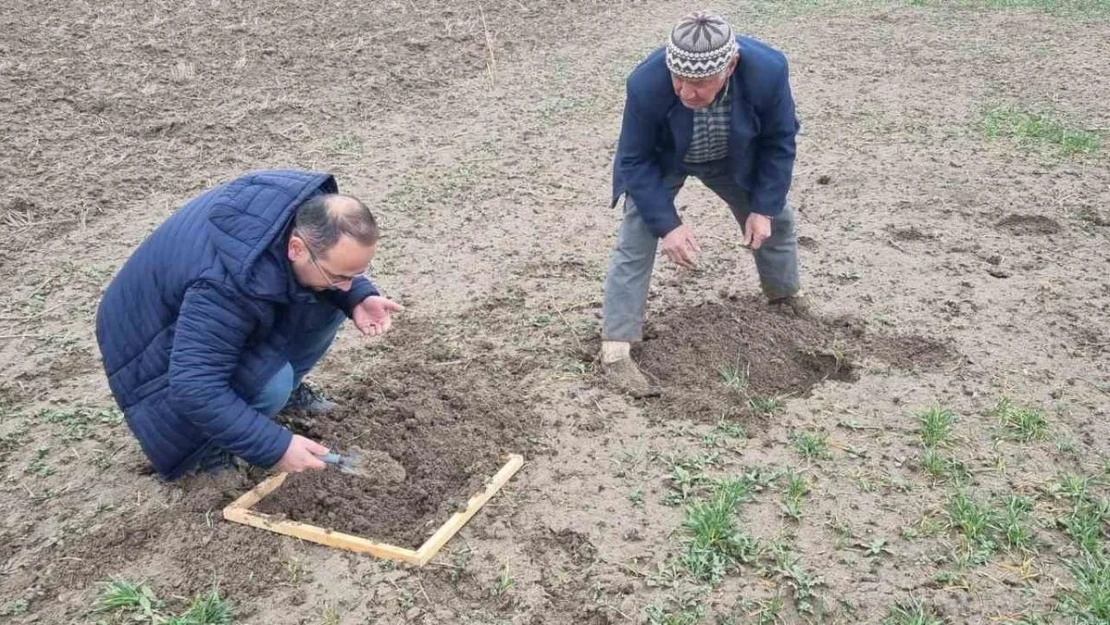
[611,36,800,238]
[95,170,378,480]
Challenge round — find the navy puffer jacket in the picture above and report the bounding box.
[95,170,378,480]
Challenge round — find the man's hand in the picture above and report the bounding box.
[743,214,773,250]
[352,296,405,337]
[275,434,328,473]
[660,224,701,269]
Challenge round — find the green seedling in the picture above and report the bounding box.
[1001,495,1036,553]
[863,537,892,559]
[882,597,947,625]
[720,361,749,393]
[919,450,972,484]
[681,479,759,584]
[1060,499,1110,558]
[991,399,1048,442]
[918,405,956,448]
[167,590,233,625]
[493,564,514,596]
[748,395,785,417]
[93,580,161,619]
[791,430,831,460]
[1058,551,1110,624]
[945,490,999,565]
[628,488,645,508]
[781,469,810,521]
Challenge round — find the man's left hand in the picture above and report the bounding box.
[352,296,405,337]
[743,214,773,250]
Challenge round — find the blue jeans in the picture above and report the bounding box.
[251,309,345,417]
[192,309,344,474]
[602,160,800,342]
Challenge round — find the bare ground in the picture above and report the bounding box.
[1,1,1108,624]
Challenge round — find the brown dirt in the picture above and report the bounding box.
[635,297,954,423]
[256,320,538,549]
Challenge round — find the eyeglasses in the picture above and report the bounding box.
[299,238,367,288]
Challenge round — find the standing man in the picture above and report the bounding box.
[95,170,403,480]
[601,12,806,396]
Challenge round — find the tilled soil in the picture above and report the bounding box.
[256,321,537,549]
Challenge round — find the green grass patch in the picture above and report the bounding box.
[92,580,232,625]
[791,430,832,460]
[719,361,749,393]
[1051,471,1110,624]
[1052,473,1094,502]
[991,399,1049,442]
[982,105,1101,156]
[1058,551,1110,624]
[93,580,162,621]
[946,490,1000,564]
[921,449,971,486]
[680,479,760,584]
[167,591,234,625]
[1060,498,1110,558]
[664,453,722,505]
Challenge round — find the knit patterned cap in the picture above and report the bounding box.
[665,12,737,79]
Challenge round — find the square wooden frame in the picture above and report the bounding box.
[223,453,524,566]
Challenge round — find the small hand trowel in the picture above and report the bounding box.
[318,452,369,478]
[317,449,407,483]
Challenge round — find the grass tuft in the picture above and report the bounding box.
[791,430,832,460]
[918,405,957,448]
[94,580,161,618]
[882,597,947,625]
[680,479,759,584]
[1001,495,1036,553]
[781,469,811,521]
[1058,551,1110,624]
[991,399,1049,442]
[945,491,1000,565]
[921,449,971,485]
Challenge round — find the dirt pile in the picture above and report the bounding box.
[256,321,539,549]
[635,297,954,423]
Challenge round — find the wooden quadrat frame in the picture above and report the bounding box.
[223,453,524,566]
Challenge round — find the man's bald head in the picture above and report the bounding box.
[293,193,378,256]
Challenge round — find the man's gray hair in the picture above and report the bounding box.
[294,194,378,254]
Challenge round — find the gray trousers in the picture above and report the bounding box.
[602,161,800,342]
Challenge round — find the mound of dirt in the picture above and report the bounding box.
[635,297,954,423]
[996,214,1063,234]
[255,322,537,549]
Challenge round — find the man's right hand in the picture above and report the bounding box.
[274,434,328,473]
[660,224,701,269]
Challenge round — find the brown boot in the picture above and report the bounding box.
[600,341,659,398]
